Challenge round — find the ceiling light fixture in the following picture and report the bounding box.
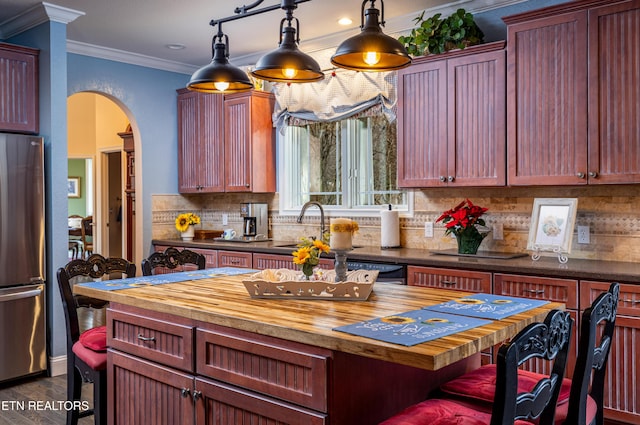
[187,26,254,93]
[331,0,411,72]
[250,0,323,83]
[187,0,321,92]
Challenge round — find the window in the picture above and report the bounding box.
[280,113,409,215]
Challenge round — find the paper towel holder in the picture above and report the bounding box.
[381,204,401,249]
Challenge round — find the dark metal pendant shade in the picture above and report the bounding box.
[251,25,324,83]
[331,2,411,72]
[187,39,253,93]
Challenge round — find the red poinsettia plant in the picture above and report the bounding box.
[436,199,488,237]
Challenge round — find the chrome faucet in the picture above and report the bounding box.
[297,201,326,239]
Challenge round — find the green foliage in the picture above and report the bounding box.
[398,8,484,56]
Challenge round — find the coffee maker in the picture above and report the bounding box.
[240,203,269,240]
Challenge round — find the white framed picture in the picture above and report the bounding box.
[527,198,578,255]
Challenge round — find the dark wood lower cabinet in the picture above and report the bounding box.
[107,304,475,425]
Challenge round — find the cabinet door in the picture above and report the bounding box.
[224,94,253,192]
[587,1,640,184]
[0,44,38,134]
[108,350,195,425]
[397,60,448,187]
[195,377,326,425]
[177,90,224,193]
[581,280,640,424]
[407,265,491,293]
[506,11,589,185]
[447,48,506,186]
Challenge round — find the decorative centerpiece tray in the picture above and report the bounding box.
[242,268,378,301]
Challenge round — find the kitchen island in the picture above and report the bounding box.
[75,270,562,425]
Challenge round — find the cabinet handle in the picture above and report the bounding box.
[230,259,240,264]
[440,280,457,286]
[137,334,156,342]
[576,172,585,179]
[439,176,446,182]
[588,171,598,178]
[181,388,190,398]
[448,176,454,182]
[192,391,202,401]
[522,289,545,295]
[621,298,640,304]
[245,183,250,187]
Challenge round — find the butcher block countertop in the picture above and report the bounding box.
[74,271,563,371]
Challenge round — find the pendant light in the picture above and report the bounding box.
[187,29,253,94]
[250,0,324,83]
[331,0,411,72]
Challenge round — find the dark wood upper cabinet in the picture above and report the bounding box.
[397,42,506,188]
[177,89,275,193]
[504,0,640,185]
[177,89,225,193]
[0,43,39,134]
[223,91,276,193]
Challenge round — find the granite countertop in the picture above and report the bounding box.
[152,238,640,284]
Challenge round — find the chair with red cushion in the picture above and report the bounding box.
[141,246,206,276]
[439,282,619,425]
[379,309,573,425]
[57,255,136,425]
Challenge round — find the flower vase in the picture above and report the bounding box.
[181,225,195,241]
[455,227,487,255]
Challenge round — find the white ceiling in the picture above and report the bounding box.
[0,0,524,74]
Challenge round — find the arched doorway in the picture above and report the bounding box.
[67,92,138,264]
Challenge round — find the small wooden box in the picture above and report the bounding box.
[194,230,223,240]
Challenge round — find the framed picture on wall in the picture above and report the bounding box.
[68,177,81,198]
[527,198,578,260]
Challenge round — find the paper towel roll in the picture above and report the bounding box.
[380,209,400,248]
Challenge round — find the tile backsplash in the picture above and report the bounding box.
[152,185,640,263]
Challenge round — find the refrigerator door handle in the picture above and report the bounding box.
[0,289,43,302]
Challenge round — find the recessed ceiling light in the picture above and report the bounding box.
[338,17,353,26]
[166,43,186,50]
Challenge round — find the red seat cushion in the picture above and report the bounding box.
[440,364,572,405]
[72,341,107,370]
[79,325,107,352]
[553,393,597,424]
[379,398,535,425]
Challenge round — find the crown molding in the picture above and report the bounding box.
[67,40,198,74]
[0,2,84,39]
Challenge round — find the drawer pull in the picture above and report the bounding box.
[137,334,156,342]
[181,388,190,398]
[192,391,202,401]
[621,298,640,304]
[523,289,545,295]
[440,280,457,286]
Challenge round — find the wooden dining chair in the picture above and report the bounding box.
[379,309,573,425]
[80,215,93,258]
[141,246,206,276]
[57,254,136,425]
[438,282,620,425]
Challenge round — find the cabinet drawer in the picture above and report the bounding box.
[217,250,252,268]
[581,280,640,317]
[196,326,329,412]
[108,309,194,372]
[407,266,492,293]
[195,377,326,425]
[189,247,218,268]
[253,253,333,271]
[494,274,578,309]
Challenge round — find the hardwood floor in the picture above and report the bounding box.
[0,374,94,424]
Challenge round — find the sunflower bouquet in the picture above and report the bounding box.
[292,234,330,279]
[175,212,200,232]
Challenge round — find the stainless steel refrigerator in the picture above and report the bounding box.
[0,133,46,382]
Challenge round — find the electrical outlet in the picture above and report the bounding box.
[424,222,434,238]
[492,223,504,240]
[222,213,228,225]
[577,225,590,244]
